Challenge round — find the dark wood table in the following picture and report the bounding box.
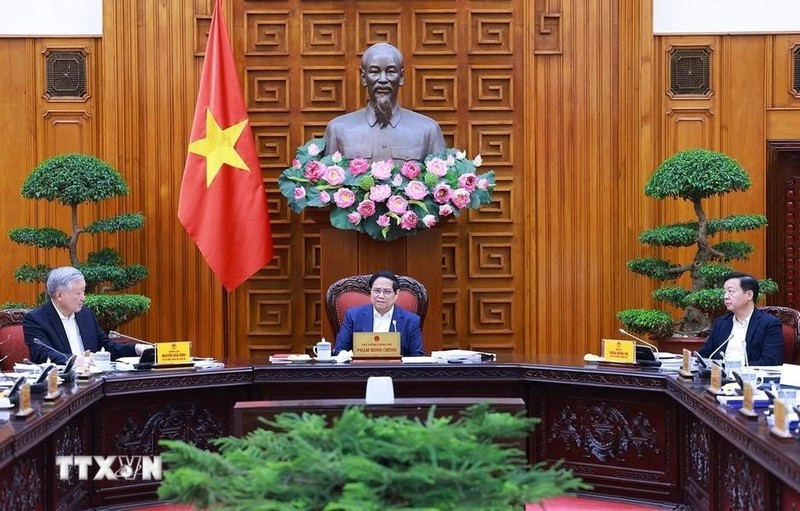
[0,357,797,510]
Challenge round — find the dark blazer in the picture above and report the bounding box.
[23,300,136,364]
[333,304,425,357]
[697,308,784,366]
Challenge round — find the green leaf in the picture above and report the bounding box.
[626,257,681,281]
[644,148,751,201]
[21,153,129,206]
[85,213,146,233]
[9,227,70,249]
[84,293,151,331]
[616,309,675,338]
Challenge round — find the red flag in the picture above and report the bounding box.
[178,0,272,291]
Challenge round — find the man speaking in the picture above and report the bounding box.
[323,43,446,162]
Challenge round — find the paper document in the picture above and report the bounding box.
[401,356,439,364]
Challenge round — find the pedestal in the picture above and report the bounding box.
[318,227,443,352]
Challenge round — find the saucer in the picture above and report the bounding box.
[0,403,15,410]
[314,357,337,364]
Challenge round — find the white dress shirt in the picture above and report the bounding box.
[372,306,395,332]
[53,300,85,356]
[726,311,752,365]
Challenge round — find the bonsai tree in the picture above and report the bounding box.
[7,153,150,330]
[157,404,588,510]
[618,149,777,338]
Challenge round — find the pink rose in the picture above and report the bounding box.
[369,184,392,202]
[401,161,421,179]
[404,180,428,200]
[331,151,343,164]
[426,157,448,177]
[319,190,331,204]
[452,188,471,209]
[323,165,345,186]
[458,173,478,192]
[377,214,391,228]
[478,178,490,190]
[347,212,362,225]
[371,160,394,180]
[349,158,370,176]
[392,173,403,187]
[439,204,454,216]
[400,211,419,230]
[304,160,326,181]
[293,187,306,200]
[387,195,408,214]
[292,159,301,169]
[432,183,453,204]
[334,188,356,208]
[422,214,437,228]
[357,199,376,217]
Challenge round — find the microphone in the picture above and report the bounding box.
[618,329,662,366]
[707,334,733,361]
[618,328,660,359]
[108,330,155,346]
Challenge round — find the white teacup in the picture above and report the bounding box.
[738,369,764,389]
[313,339,332,360]
[0,397,12,408]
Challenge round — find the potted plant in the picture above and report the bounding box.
[617,149,777,339]
[278,140,495,242]
[157,404,587,510]
[6,153,150,330]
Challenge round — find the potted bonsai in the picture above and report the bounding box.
[6,153,150,330]
[617,149,776,339]
[157,404,587,510]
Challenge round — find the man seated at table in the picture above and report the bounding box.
[696,272,783,366]
[23,266,149,364]
[333,270,425,356]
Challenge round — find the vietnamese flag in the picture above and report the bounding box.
[178,0,273,291]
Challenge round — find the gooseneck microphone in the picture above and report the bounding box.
[707,334,734,361]
[108,330,156,346]
[618,328,660,358]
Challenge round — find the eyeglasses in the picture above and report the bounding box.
[371,288,395,296]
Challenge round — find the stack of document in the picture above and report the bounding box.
[431,350,495,364]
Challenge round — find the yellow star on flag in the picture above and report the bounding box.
[188,108,251,187]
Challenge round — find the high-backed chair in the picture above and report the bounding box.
[326,275,428,336]
[0,308,30,371]
[760,305,800,364]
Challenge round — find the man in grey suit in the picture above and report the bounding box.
[323,43,446,162]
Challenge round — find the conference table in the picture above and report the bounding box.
[0,356,797,511]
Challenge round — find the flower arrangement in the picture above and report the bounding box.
[278,139,495,241]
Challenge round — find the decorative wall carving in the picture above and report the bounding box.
[245,11,290,56]
[413,10,458,55]
[548,403,660,462]
[533,0,562,55]
[357,11,401,50]
[114,404,224,453]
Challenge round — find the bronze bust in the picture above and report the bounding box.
[324,43,446,162]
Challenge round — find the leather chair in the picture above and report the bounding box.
[325,275,428,335]
[760,305,800,364]
[0,308,30,371]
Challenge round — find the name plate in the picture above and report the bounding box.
[679,348,693,378]
[353,332,401,358]
[156,341,192,365]
[739,382,757,417]
[601,339,636,364]
[710,364,722,392]
[771,399,791,438]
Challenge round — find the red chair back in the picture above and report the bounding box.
[760,306,800,364]
[0,309,30,371]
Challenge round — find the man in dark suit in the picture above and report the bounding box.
[697,272,783,366]
[333,270,425,356]
[23,266,146,364]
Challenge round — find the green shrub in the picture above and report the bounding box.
[158,404,588,510]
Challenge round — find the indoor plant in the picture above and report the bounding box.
[278,140,495,242]
[618,149,776,338]
[6,153,150,330]
[157,404,587,510]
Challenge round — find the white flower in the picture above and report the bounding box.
[455,150,466,160]
[331,151,342,163]
[472,154,483,167]
[308,143,321,156]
